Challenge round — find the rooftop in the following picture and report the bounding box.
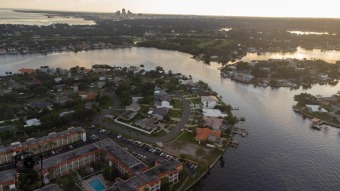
[35,184,61,191]
[37,143,98,170]
[195,128,221,141]
[96,139,145,171]
[201,96,218,102]
[0,169,16,184]
[109,159,181,191]
[0,127,85,154]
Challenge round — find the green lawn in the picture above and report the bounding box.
[170,109,183,118]
[173,99,182,109]
[190,98,201,104]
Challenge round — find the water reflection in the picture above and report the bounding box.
[219,28,232,32]
[240,47,340,63]
[287,31,336,35]
[0,10,95,25]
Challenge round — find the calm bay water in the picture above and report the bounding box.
[0,9,95,25]
[241,47,340,64]
[0,48,339,190]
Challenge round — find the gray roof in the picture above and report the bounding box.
[109,159,181,191]
[29,101,53,109]
[35,184,61,191]
[38,143,98,170]
[95,139,145,171]
[151,107,168,118]
[0,169,16,184]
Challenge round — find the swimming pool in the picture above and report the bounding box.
[88,178,105,191]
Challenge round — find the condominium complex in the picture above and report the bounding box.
[0,129,183,191]
[0,127,86,165]
[109,159,183,191]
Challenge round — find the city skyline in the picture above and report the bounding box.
[0,0,340,18]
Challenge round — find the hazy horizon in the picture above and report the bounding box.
[0,0,339,18]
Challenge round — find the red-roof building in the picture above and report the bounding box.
[79,92,98,100]
[195,128,221,142]
[18,68,35,74]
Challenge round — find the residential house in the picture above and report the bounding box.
[195,128,221,142]
[125,102,141,112]
[202,109,227,118]
[201,96,218,109]
[24,118,41,127]
[29,101,53,110]
[155,100,173,109]
[149,107,169,120]
[203,117,223,131]
[306,105,328,112]
[79,92,98,101]
[85,102,99,109]
[120,110,138,121]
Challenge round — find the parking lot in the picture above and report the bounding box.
[87,127,198,172]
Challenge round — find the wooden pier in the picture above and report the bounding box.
[233,127,249,137]
[229,139,239,148]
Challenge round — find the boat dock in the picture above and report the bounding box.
[229,139,239,148]
[233,127,248,137]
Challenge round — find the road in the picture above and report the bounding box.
[93,93,191,144]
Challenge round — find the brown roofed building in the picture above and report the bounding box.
[79,92,98,101]
[195,128,221,142]
[18,68,35,74]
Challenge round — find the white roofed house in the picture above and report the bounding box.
[305,105,328,112]
[201,96,218,109]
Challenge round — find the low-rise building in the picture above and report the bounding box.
[195,128,221,142]
[203,117,223,130]
[201,96,218,109]
[202,108,227,118]
[0,127,86,165]
[109,159,182,191]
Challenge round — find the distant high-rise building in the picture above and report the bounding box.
[122,8,126,15]
[127,10,132,15]
[115,10,120,16]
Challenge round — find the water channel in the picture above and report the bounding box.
[0,48,339,190]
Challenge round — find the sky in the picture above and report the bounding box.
[1,0,340,18]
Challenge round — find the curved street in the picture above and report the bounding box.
[93,92,191,144]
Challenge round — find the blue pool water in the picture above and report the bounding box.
[88,178,105,191]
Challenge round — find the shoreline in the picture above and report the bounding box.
[293,106,340,128]
[183,126,236,191]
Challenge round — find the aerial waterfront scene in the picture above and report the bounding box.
[0,1,340,191]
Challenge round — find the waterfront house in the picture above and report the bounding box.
[195,128,221,142]
[202,108,228,118]
[201,96,218,109]
[203,117,223,130]
[305,105,328,112]
[135,118,157,130]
